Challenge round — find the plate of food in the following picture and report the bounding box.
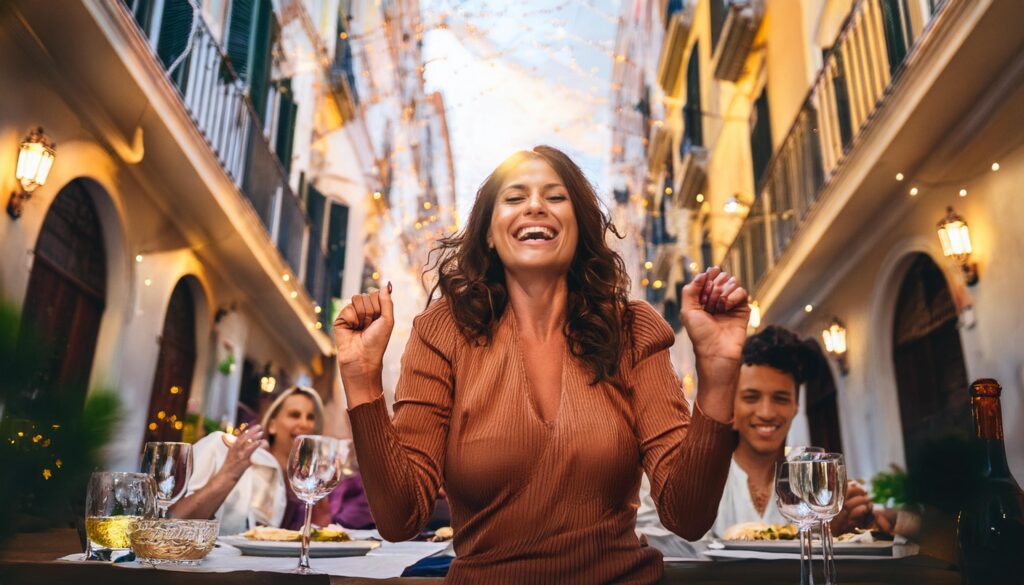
[715,522,894,556]
[220,525,380,558]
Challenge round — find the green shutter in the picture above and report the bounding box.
[275,79,299,172]
[248,0,275,124]
[156,0,193,71]
[226,0,255,79]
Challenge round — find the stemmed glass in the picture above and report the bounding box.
[141,442,193,518]
[288,435,347,574]
[84,472,157,560]
[809,454,845,585]
[776,457,820,585]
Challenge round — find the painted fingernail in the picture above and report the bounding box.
[387,281,393,294]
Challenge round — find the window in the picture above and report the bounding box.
[327,202,350,301]
[274,79,298,172]
[682,42,703,154]
[226,0,275,123]
[709,0,728,49]
[750,87,772,189]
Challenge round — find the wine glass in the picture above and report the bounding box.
[85,472,157,560]
[808,454,845,585]
[777,457,820,585]
[141,442,193,518]
[787,453,844,585]
[288,435,347,574]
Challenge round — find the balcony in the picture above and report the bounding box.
[657,6,694,98]
[118,1,328,312]
[712,0,765,82]
[722,0,1018,303]
[674,145,708,210]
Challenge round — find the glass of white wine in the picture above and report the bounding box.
[85,472,157,560]
[288,435,347,574]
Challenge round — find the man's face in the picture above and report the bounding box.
[733,364,799,455]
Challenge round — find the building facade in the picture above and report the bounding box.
[0,0,454,467]
[617,0,1024,481]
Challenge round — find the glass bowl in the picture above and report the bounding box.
[128,518,219,565]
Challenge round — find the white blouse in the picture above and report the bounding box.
[187,431,287,535]
[636,456,788,555]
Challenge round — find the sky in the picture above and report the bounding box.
[419,0,621,223]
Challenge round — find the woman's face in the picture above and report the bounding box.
[268,394,317,448]
[487,158,578,278]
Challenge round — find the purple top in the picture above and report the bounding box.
[279,473,374,530]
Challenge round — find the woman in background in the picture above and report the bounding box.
[172,386,333,534]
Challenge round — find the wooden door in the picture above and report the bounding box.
[20,179,107,412]
[892,253,970,469]
[144,279,197,443]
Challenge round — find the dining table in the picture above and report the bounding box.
[0,528,963,584]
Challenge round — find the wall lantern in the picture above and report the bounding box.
[260,364,277,394]
[748,300,761,330]
[821,317,849,376]
[936,206,978,286]
[8,127,56,219]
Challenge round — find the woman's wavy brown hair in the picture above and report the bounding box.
[426,145,633,390]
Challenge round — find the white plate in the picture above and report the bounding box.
[717,539,893,556]
[219,536,380,558]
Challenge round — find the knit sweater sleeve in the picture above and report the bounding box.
[346,301,458,541]
[627,301,738,540]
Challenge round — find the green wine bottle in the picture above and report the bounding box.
[956,379,1024,584]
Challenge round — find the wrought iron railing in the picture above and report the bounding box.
[119,1,326,304]
[723,0,937,293]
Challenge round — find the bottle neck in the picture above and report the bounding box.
[972,396,1011,478]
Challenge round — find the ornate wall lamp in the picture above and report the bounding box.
[936,206,978,286]
[8,127,56,219]
[821,317,849,376]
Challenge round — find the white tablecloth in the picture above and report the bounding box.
[60,532,451,579]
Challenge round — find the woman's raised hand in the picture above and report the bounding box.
[680,267,750,363]
[333,282,395,404]
[679,267,749,420]
[221,424,267,482]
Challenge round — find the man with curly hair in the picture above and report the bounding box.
[637,326,874,553]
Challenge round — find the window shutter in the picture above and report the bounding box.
[156,0,193,70]
[275,79,299,171]
[226,0,255,79]
[327,202,350,300]
[248,0,275,124]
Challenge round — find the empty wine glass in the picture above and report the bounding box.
[141,442,193,518]
[777,457,821,585]
[288,435,347,574]
[85,472,157,560]
[786,453,844,585]
[811,454,845,585]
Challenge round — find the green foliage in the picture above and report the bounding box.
[870,466,908,506]
[217,352,236,376]
[0,301,121,540]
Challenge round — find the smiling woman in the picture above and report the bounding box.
[425,146,632,392]
[334,145,752,584]
[170,386,331,535]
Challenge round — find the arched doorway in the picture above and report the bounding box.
[20,179,107,411]
[804,342,844,454]
[143,278,198,442]
[892,253,970,469]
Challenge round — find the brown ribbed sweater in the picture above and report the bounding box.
[348,300,736,584]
